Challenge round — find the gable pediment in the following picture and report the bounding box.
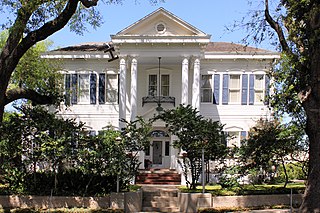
[113,8,210,38]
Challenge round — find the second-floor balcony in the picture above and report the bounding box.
[142,96,175,107]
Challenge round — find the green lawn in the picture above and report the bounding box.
[179,182,305,196]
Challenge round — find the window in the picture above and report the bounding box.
[156,22,166,33]
[145,146,150,156]
[106,74,118,102]
[254,74,264,103]
[148,75,157,96]
[165,141,170,156]
[229,75,240,103]
[78,74,90,103]
[201,75,212,103]
[65,72,118,105]
[161,75,170,96]
[227,131,240,147]
[148,74,170,96]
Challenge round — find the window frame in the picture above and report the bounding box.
[106,73,119,103]
[147,73,171,97]
[228,74,241,104]
[200,74,213,103]
[254,74,265,104]
[78,73,91,104]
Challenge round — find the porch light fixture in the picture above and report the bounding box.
[156,57,163,112]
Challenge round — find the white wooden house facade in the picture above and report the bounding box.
[44,8,279,172]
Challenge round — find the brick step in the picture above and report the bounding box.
[137,181,181,185]
[137,175,180,180]
[136,169,181,185]
[139,169,177,174]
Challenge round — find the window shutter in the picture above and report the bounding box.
[264,75,270,105]
[249,74,254,105]
[71,74,78,104]
[213,74,220,104]
[65,74,71,105]
[222,74,229,105]
[99,73,105,104]
[241,74,248,105]
[240,131,247,145]
[118,74,120,104]
[240,131,247,140]
[90,74,97,104]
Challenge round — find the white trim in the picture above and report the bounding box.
[42,53,110,59]
[111,37,211,44]
[204,54,280,60]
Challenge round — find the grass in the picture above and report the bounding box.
[179,182,305,196]
[197,205,292,213]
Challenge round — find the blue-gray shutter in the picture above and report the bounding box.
[240,131,247,145]
[240,131,247,140]
[71,74,78,104]
[222,74,229,105]
[249,74,254,105]
[90,74,97,104]
[65,74,71,105]
[264,75,270,105]
[99,73,105,104]
[213,74,220,104]
[117,74,120,104]
[241,74,248,105]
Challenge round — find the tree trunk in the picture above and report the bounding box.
[0,80,8,123]
[299,43,320,212]
[300,107,320,212]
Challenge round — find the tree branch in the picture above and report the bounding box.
[5,88,55,106]
[264,0,291,54]
[16,0,80,59]
[80,0,99,8]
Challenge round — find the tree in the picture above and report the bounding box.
[238,118,306,188]
[0,0,161,122]
[0,30,63,109]
[236,1,320,210]
[0,105,85,194]
[158,105,226,190]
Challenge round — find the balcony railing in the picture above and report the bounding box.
[142,96,175,107]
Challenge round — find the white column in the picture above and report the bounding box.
[130,58,138,121]
[192,59,200,111]
[181,58,189,105]
[119,58,127,129]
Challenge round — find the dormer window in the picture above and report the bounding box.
[156,22,166,34]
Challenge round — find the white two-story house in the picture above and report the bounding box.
[44,8,279,173]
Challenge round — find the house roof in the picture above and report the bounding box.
[52,41,275,54]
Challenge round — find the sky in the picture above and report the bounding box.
[49,0,274,51]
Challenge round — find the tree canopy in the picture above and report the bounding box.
[158,104,226,190]
[0,0,162,122]
[239,0,320,211]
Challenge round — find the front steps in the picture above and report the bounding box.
[141,185,180,213]
[136,169,181,185]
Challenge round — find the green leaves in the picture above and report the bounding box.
[238,118,307,187]
[0,106,150,194]
[158,104,226,189]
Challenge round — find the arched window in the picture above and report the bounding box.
[150,130,169,137]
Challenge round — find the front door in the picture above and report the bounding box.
[152,141,162,165]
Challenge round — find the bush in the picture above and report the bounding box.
[1,170,120,196]
[273,162,306,183]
